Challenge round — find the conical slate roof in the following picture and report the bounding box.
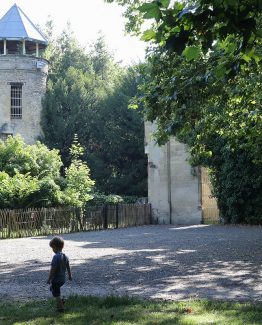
[0,3,47,44]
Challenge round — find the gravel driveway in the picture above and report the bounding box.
[1,224,262,301]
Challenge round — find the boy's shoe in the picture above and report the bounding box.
[56,299,65,312]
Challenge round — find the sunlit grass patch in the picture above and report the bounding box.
[0,296,262,325]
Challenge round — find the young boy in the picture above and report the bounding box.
[47,236,72,311]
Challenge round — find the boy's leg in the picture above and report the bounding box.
[56,296,64,311]
[51,282,65,311]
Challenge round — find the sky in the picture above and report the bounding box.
[0,0,147,65]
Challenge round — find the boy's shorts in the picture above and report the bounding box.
[50,281,65,297]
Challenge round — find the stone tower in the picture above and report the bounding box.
[0,4,48,144]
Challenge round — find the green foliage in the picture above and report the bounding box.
[182,46,202,61]
[106,0,262,223]
[83,67,147,196]
[0,135,62,178]
[0,171,41,208]
[63,136,95,208]
[87,192,124,206]
[210,150,262,224]
[87,192,139,205]
[107,0,262,75]
[63,162,94,208]
[141,29,156,41]
[137,46,262,224]
[0,136,94,209]
[137,47,262,223]
[41,29,147,196]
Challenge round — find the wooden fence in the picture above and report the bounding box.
[0,204,152,239]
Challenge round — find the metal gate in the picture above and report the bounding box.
[201,168,220,224]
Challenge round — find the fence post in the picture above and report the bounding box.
[43,208,47,228]
[8,210,15,238]
[149,203,153,225]
[8,210,11,238]
[103,204,108,229]
[115,204,119,229]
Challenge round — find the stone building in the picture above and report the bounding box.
[145,121,219,225]
[0,4,48,144]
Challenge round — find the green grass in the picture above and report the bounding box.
[0,296,262,325]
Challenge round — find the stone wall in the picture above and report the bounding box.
[0,55,48,144]
[145,121,202,225]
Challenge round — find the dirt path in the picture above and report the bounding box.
[1,225,262,301]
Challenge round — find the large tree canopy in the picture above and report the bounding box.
[106,0,262,223]
[106,0,261,69]
[41,27,147,196]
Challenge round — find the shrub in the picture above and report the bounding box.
[0,135,94,208]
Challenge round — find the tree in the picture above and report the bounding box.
[0,136,94,209]
[138,43,262,224]
[106,0,261,73]
[84,67,147,195]
[63,135,95,207]
[42,65,96,165]
[106,0,262,223]
[41,29,147,196]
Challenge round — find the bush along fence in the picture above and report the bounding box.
[0,204,152,239]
